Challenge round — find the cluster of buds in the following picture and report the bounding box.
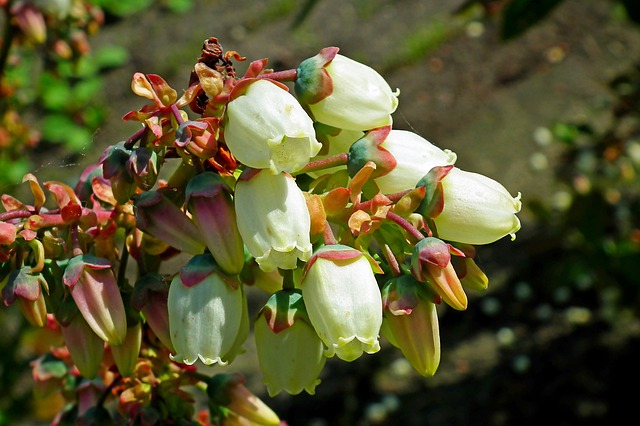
[0,37,521,423]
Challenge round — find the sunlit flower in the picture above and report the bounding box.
[295,47,399,131]
[224,79,321,174]
[425,167,522,245]
[301,245,383,361]
[351,128,457,194]
[234,169,312,272]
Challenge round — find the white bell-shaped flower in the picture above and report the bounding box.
[295,47,399,131]
[373,130,457,194]
[301,245,383,362]
[224,79,321,174]
[168,254,244,366]
[234,169,313,272]
[434,168,522,245]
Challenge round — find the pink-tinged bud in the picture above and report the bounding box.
[452,255,489,292]
[2,268,49,327]
[411,238,467,311]
[381,276,441,377]
[0,221,17,245]
[224,79,321,174]
[235,169,312,272]
[100,142,137,204]
[131,273,174,352]
[175,119,220,159]
[255,290,326,396]
[111,322,142,377]
[12,3,47,44]
[168,254,244,365]
[59,312,105,378]
[185,173,245,275]
[133,190,206,255]
[63,255,127,345]
[127,147,159,191]
[74,163,102,204]
[207,373,281,426]
[347,126,397,179]
[295,47,399,131]
[301,245,383,361]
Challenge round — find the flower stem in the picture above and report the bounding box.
[386,211,425,242]
[0,209,31,221]
[323,220,338,245]
[70,223,83,257]
[354,189,412,212]
[125,126,147,149]
[294,153,348,175]
[280,269,295,291]
[257,68,297,82]
[117,240,129,289]
[382,244,402,277]
[171,104,185,125]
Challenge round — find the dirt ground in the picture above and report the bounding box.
[30,1,640,424]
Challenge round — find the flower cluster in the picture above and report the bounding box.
[0,37,521,423]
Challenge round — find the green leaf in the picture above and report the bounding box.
[39,73,72,111]
[94,45,130,70]
[162,0,193,13]
[90,0,152,16]
[72,77,102,105]
[41,114,92,151]
[0,154,31,186]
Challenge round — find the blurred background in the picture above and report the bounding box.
[1,0,639,424]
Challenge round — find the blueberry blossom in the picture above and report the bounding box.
[110,321,142,377]
[381,275,441,377]
[347,127,457,195]
[411,237,468,311]
[417,167,522,245]
[255,289,326,396]
[59,309,105,379]
[168,254,244,366]
[185,172,245,275]
[2,268,49,328]
[133,190,206,255]
[295,47,399,131]
[223,79,321,174]
[300,245,383,362]
[63,254,128,345]
[234,169,313,272]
